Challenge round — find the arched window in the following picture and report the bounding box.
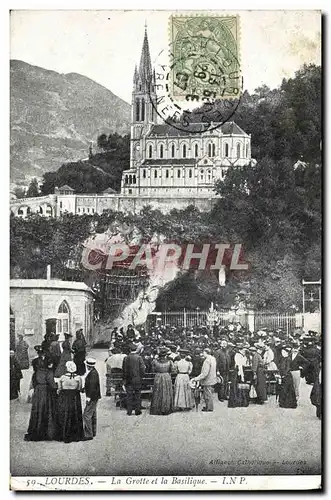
[182,144,187,158]
[171,144,175,158]
[57,300,70,339]
[133,175,136,184]
[208,143,212,157]
[18,207,23,215]
[141,98,145,121]
[207,169,212,182]
[160,144,164,159]
[143,169,146,179]
[39,206,43,214]
[177,169,181,178]
[125,175,128,184]
[237,143,241,159]
[224,143,229,157]
[189,169,193,178]
[166,170,169,179]
[154,169,157,178]
[148,144,153,159]
[212,144,216,157]
[129,174,132,184]
[246,144,249,157]
[26,207,31,215]
[135,99,140,122]
[200,169,204,181]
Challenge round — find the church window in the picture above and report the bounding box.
[133,175,136,184]
[125,175,128,184]
[182,144,187,158]
[135,99,140,122]
[212,143,216,156]
[200,169,204,181]
[129,189,132,194]
[87,208,90,213]
[160,144,164,159]
[237,143,241,159]
[171,144,175,158]
[154,170,157,178]
[194,144,199,157]
[129,175,132,184]
[148,144,153,158]
[177,169,181,178]
[189,169,192,178]
[207,169,212,182]
[141,98,145,121]
[57,300,70,336]
[166,170,169,178]
[224,143,229,157]
[143,169,146,179]
[208,143,212,157]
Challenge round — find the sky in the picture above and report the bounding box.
[10,10,321,104]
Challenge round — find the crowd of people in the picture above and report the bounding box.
[10,329,101,443]
[106,322,322,418]
[9,320,322,443]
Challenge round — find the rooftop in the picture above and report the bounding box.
[147,121,248,138]
[10,279,93,294]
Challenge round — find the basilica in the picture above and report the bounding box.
[120,27,252,198]
[10,28,253,218]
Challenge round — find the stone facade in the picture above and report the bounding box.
[10,279,94,356]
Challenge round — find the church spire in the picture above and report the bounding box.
[138,24,152,90]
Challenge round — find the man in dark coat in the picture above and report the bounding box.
[83,357,101,440]
[214,338,231,401]
[122,343,146,416]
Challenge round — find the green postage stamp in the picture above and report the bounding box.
[169,15,241,101]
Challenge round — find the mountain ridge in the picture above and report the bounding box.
[10,59,131,187]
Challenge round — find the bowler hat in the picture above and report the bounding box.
[159,347,169,357]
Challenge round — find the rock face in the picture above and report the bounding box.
[10,59,131,186]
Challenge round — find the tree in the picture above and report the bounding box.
[13,187,26,199]
[26,178,40,198]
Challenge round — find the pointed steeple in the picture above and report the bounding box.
[138,24,152,90]
[133,64,139,84]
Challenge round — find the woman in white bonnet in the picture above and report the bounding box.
[56,360,84,443]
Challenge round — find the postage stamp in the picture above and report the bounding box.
[169,15,241,101]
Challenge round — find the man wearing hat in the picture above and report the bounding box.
[214,338,231,402]
[83,357,101,440]
[288,342,309,400]
[122,343,146,416]
[192,348,217,412]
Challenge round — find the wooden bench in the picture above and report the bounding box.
[106,372,177,409]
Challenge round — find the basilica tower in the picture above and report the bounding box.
[130,26,156,169]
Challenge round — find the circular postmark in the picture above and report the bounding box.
[148,37,243,134]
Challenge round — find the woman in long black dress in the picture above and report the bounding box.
[10,351,23,400]
[71,331,86,376]
[150,348,174,415]
[278,346,297,409]
[56,361,84,443]
[24,352,58,441]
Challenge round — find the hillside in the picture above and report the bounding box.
[10,60,131,186]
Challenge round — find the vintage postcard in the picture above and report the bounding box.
[9,9,322,491]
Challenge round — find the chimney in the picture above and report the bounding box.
[47,265,51,280]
